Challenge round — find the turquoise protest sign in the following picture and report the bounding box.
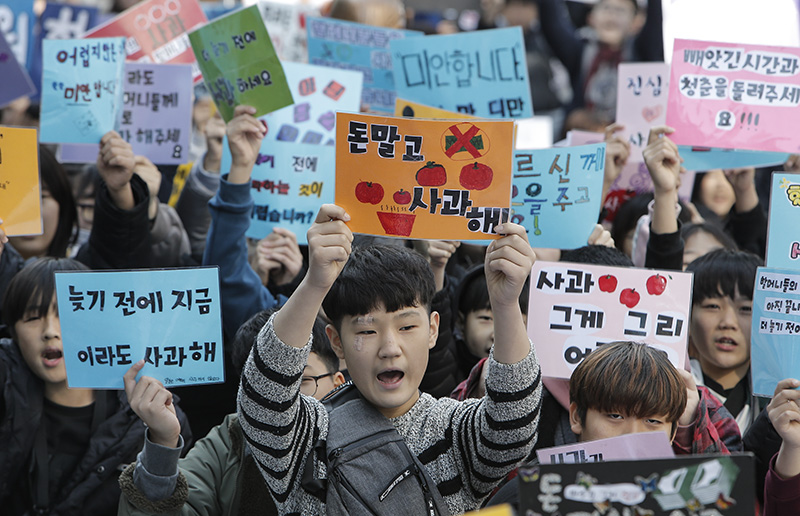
[766,173,800,270]
[512,144,606,249]
[55,267,223,389]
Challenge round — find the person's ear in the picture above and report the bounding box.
[428,311,440,350]
[325,324,345,360]
[333,371,346,388]
[569,402,584,437]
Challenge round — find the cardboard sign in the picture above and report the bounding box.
[306,16,423,114]
[336,112,514,240]
[0,126,41,236]
[188,5,293,122]
[528,261,693,379]
[519,454,755,515]
[263,61,363,145]
[39,37,126,144]
[84,0,207,82]
[220,139,334,243]
[512,144,606,250]
[767,174,800,270]
[55,267,224,389]
[751,267,800,396]
[666,38,800,153]
[258,1,318,63]
[391,27,533,119]
[0,30,34,107]
[0,0,34,67]
[537,432,675,465]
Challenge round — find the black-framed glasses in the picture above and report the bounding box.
[300,372,334,397]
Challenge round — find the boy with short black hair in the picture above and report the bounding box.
[237,192,541,514]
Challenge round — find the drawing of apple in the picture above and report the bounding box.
[415,161,447,186]
[620,288,640,308]
[355,181,384,205]
[393,189,411,204]
[459,162,493,190]
[646,274,667,295]
[598,274,618,293]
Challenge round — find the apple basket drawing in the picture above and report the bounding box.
[376,211,416,237]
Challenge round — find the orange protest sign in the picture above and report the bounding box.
[0,126,42,236]
[394,98,477,119]
[336,113,513,240]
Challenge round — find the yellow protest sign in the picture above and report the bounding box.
[395,98,477,120]
[336,113,513,240]
[0,126,42,236]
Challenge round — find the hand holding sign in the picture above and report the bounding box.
[485,222,536,309]
[643,126,683,197]
[97,131,136,210]
[306,204,353,293]
[227,105,267,183]
[768,378,800,479]
[124,359,181,448]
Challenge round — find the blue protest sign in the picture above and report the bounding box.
[767,173,800,270]
[678,146,789,171]
[0,0,35,68]
[55,267,224,389]
[512,144,606,249]
[306,16,422,114]
[391,27,533,119]
[751,267,800,397]
[221,139,334,243]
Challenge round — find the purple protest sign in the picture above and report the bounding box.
[0,30,35,108]
[119,62,193,165]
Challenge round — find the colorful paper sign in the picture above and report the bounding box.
[336,112,514,240]
[528,261,693,379]
[188,5,293,122]
[39,37,126,144]
[0,30,34,107]
[0,126,41,236]
[258,1,318,63]
[306,16,423,114]
[519,454,755,515]
[666,38,800,153]
[0,0,34,67]
[263,61,363,145]
[512,144,605,250]
[55,267,224,389]
[751,267,800,396]
[391,27,533,119]
[84,0,207,82]
[767,174,800,270]
[394,97,478,119]
[220,139,334,243]
[118,62,193,164]
[537,431,675,465]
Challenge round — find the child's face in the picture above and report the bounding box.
[570,404,674,442]
[463,308,494,358]
[301,352,338,401]
[689,286,752,382]
[589,0,636,47]
[328,303,439,419]
[15,297,66,386]
[682,231,724,270]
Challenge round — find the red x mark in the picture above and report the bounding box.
[445,124,481,158]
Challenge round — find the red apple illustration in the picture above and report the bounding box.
[415,161,447,186]
[598,274,618,293]
[620,288,640,309]
[646,274,667,295]
[393,189,411,205]
[355,181,384,205]
[459,162,493,190]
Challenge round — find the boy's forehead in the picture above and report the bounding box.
[345,303,427,324]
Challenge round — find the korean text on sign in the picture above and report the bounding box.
[54,267,224,389]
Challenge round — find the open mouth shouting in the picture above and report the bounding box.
[377,369,405,390]
[42,348,64,367]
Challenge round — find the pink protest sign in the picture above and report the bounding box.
[537,431,674,465]
[84,0,207,82]
[666,38,800,153]
[528,261,692,379]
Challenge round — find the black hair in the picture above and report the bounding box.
[611,193,653,252]
[2,258,89,337]
[40,146,78,257]
[680,222,737,254]
[311,319,340,375]
[561,245,634,267]
[685,248,762,305]
[322,245,435,333]
[457,265,491,317]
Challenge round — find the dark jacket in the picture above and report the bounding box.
[743,406,784,507]
[0,338,191,515]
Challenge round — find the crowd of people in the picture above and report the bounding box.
[1,0,799,514]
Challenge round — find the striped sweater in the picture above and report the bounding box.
[237,315,542,515]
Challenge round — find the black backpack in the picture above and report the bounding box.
[302,383,450,516]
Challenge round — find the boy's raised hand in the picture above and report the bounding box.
[226,105,267,183]
[305,204,353,292]
[485,222,535,308]
[97,130,136,210]
[642,126,682,196]
[123,360,181,448]
[603,123,631,200]
[769,378,800,479]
